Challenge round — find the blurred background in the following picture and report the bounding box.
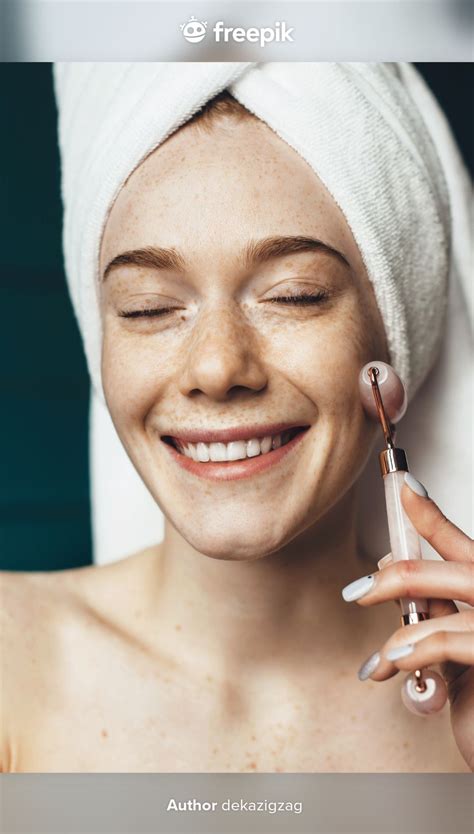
[0,63,472,571]
[1,65,91,571]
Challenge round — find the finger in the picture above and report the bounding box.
[384,629,474,700]
[383,631,474,671]
[393,609,474,642]
[360,610,474,684]
[375,556,461,617]
[402,479,474,563]
[343,558,474,607]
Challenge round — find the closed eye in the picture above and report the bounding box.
[267,291,328,305]
[119,307,178,318]
[119,291,329,318]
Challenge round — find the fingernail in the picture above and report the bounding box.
[377,552,393,570]
[386,643,415,661]
[342,574,375,602]
[358,651,381,681]
[404,473,428,498]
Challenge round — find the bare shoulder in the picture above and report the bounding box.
[0,568,91,725]
[0,546,161,771]
[0,563,102,649]
[0,569,70,770]
[0,543,161,632]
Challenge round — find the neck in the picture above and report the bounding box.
[143,487,377,682]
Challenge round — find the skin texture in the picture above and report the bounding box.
[1,114,471,773]
[99,116,387,561]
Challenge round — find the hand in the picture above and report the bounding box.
[342,475,474,771]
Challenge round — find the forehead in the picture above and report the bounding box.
[100,118,361,271]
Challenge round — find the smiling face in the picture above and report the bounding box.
[99,115,388,560]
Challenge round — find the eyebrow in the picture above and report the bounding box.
[102,235,351,281]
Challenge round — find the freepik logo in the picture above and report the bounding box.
[213,20,294,46]
[180,16,208,43]
[179,16,294,47]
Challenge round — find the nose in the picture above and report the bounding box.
[178,305,268,401]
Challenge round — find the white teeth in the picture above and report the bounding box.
[188,444,198,461]
[246,439,261,458]
[209,442,227,462]
[261,436,272,454]
[227,441,247,461]
[196,442,210,462]
[175,429,301,463]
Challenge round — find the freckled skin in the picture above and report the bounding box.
[2,117,467,775]
[100,116,387,561]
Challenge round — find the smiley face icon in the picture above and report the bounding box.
[180,16,208,43]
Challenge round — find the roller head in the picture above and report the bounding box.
[359,361,407,424]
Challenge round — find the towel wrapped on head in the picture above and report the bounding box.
[53,62,472,565]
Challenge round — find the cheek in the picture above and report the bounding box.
[101,323,177,428]
[263,301,378,417]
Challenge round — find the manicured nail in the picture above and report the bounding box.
[377,552,393,570]
[342,574,375,602]
[358,651,381,681]
[386,643,415,661]
[404,473,428,498]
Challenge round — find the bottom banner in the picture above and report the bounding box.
[1,773,473,834]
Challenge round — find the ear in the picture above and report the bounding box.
[359,361,407,424]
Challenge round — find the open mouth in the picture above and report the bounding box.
[162,427,308,463]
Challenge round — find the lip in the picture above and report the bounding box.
[161,426,310,482]
[162,422,306,445]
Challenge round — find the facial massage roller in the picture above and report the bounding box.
[364,363,448,715]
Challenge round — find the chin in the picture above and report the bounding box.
[177,520,293,562]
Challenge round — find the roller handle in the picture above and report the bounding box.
[383,471,429,620]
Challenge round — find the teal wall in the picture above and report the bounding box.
[1,64,91,571]
[0,64,471,572]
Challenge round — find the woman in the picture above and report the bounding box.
[1,63,472,772]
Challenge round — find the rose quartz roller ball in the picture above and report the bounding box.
[359,360,407,424]
[401,669,448,716]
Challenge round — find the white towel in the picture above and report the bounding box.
[53,62,473,565]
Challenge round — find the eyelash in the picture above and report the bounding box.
[268,291,328,305]
[119,291,328,319]
[119,307,176,319]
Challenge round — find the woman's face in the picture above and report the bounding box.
[99,116,388,560]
